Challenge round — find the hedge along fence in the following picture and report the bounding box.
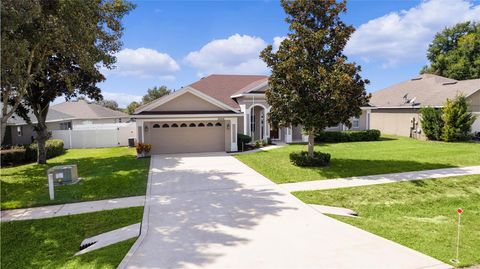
[315,129,381,143]
[1,139,66,166]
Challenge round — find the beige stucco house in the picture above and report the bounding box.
[369,74,480,139]
[134,74,369,154]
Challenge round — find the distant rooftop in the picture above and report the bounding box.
[370,74,480,108]
[7,100,129,125]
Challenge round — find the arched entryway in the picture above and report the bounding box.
[249,104,268,141]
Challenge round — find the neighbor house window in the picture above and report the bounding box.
[17,126,23,136]
[118,118,122,123]
[60,122,72,130]
[352,117,360,128]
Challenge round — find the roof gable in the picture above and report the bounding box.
[134,86,240,114]
[188,74,268,109]
[150,91,226,112]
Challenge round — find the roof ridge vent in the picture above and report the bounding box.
[442,81,458,85]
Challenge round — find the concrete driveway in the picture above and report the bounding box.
[120,152,449,269]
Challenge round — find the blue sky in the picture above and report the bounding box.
[97,0,480,107]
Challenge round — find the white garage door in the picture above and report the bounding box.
[150,121,225,154]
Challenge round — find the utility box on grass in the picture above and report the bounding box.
[47,165,79,186]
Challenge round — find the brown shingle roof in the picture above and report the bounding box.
[370,74,480,108]
[188,74,268,109]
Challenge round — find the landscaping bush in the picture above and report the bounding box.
[420,107,443,140]
[24,139,65,162]
[237,134,252,145]
[289,151,331,167]
[441,95,476,142]
[315,129,381,143]
[0,149,27,166]
[237,134,252,151]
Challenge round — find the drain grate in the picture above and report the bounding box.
[79,241,97,250]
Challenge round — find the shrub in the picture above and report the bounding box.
[136,143,152,154]
[289,151,331,167]
[237,134,252,145]
[420,107,443,140]
[1,149,27,166]
[254,140,262,148]
[441,95,476,142]
[315,129,381,143]
[24,139,65,162]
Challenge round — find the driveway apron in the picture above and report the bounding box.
[120,152,450,269]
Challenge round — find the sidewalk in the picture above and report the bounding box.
[281,166,480,192]
[1,196,145,222]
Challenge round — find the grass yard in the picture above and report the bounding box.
[294,175,480,267]
[1,147,149,209]
[235,136,480,184]
[0,206,143,269]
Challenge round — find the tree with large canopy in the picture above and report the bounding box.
[5,0,134,163]
[421,21,480,80]
[260,0,370,158]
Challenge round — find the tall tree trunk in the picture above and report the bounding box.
[307,128,315,157]
[35,124,49,164]
[1,119,7,146]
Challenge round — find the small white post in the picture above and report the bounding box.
[452,208,463,264]
[48,174,55,200]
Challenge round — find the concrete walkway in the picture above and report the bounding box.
[119,152,449,269]
[281,166,480,192]
[1,196,145,222]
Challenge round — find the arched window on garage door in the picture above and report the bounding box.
[153,124,160,128]
[171,123,179,128]
[189,123,196,127]
[207,122,213,127]
[180,123,187,127]
[215,122,222,127]
[198,123,205,127]
[162,124,169,128]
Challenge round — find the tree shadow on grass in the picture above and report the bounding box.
[125,153,295,268]
[286,158,455,181]
[0,207,143,269]
[1,155,150,209]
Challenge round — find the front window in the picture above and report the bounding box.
[250,114,255,133]
[17,126,23,136]
[352,117,360,128]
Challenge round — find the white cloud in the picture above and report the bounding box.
[103,48,180,79]
[345,0,480,67]
[101,91,142,108]
[185,34,284,76]
[273,36,286,52]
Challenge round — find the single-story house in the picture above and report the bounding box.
[134,74,369,154]
[3,100,130,146]
[369,74,480,139]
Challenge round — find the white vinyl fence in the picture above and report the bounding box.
[51,122,136,149]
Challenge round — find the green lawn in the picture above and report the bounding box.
[0,206,143,269]
[235,136,480,184]
[1,147,149,209]
[294,175,480,267]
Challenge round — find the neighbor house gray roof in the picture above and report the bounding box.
[6,100,129,125]
[370,74,480,108]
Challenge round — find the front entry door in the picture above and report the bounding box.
[270,128,279,140]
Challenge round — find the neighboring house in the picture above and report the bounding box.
[134,74,368,154]
[369,74,480,139]
[3,100,130,146]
